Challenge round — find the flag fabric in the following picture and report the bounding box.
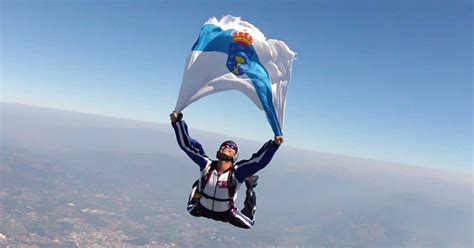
[174,15,296,136]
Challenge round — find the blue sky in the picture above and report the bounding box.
[1,0,472,172]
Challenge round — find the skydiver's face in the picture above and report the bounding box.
[219,144,237,158]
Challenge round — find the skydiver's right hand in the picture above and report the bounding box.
[170,111,182,123]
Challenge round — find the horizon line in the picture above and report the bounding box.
[1,100,471,176]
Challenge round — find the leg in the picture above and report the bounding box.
[227,175,259,229]
[241,175,258,219]
[240,188,257,220]
[226,208,255,229]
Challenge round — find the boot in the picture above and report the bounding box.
[245,175,259,189]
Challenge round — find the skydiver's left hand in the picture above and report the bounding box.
[274,136,284,145]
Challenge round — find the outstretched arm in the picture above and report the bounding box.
[234,136,283,183]
[171,112,211,170]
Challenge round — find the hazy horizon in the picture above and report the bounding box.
[2,101,471,176]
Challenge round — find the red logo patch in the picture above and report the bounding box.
[217,181,229,188]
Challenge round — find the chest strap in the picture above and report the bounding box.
[201,192,231,202]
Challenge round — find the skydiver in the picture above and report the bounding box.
[170,111,283,229]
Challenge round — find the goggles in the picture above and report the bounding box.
[221,143,237,151]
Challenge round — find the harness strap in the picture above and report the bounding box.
[199,161,216,192]
[227,168,237,207]
[202,192,232,202]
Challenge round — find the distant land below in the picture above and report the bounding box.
[0,101,472,247]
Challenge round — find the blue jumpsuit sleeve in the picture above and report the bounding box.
[172,120,211,170]
[234,140,280,183]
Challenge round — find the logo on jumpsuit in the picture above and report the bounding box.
[217,181,229,188]
[226,31,255,76]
